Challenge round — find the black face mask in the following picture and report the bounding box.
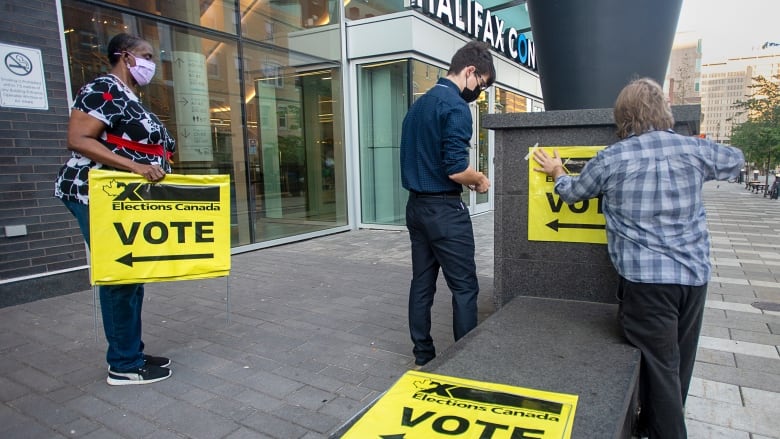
[460,72,483,103]
[460,85,481,103]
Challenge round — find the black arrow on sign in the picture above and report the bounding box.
[380,435,406,439]
[116,252,214,267]
[546,219,606,232]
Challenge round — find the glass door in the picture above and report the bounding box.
[462,91,492,214]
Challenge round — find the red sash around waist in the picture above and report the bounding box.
[106,133,173,161]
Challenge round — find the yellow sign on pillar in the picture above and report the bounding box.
[88,169,231,285]
[528,146,607,244]
[341,370,578,438]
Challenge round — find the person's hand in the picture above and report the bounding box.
[533,148,565,178]
[474,174,490,193]
[131,163,166,182]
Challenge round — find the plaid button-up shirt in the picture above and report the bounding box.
[554,130,744,286]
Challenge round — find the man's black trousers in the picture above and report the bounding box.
[405,194,479,365]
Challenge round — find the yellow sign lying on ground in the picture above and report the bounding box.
[341,371,578,438]
[88,169,231,285]
[528,146,607,244]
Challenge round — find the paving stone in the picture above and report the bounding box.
[686,418,750,439]
[239,411,310,439]
[270,403,342,434]
[334,383,378,403]
[95,409,161,438]
[233,388,285,412]
[0,376,31,402]
[79,427,124,439]
[698,336,779,359]
[318,365,368,385]
[224,427,275,439]
[44,385,85,404]
[199,396,257,422]
[55,416,101,437]
[64,394,114,418]
[284,385,336,411]
[686,395,780,438]
[1,421,68,439]
[153,402,240,439]
[7,365,65,393]
[238,369,304,398]
[735,353,780,374]
[8,393,80,427]
[688,377,742,405]
[317,396,367,420]
[731,328,780,346]
[742,386,780,409]
[0,403,34,435]
[695,357,780,393]
[701,324,731,338]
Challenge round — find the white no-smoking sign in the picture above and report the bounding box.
[0,42,48,110]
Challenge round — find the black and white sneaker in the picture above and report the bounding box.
[107,363,171,386]
[143,354,171,368]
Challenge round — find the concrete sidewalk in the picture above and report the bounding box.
[1,181,778,438]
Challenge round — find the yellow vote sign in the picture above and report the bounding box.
[341,371,578,439]
[88,169,231,285]
[528,146,607,244]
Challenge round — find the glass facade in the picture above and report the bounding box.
[357,58,507,225]
[358,59,454,226]
[58,0,538,244]
[357,60,409,226]
[61,0,347,248]
[344,0,407,20]
[475,94,491,206]
[495,87,528,114]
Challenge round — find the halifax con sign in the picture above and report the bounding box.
[413,0,537,71]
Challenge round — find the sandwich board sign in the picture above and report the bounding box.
[88,169,231,285]
[340,370,578,438]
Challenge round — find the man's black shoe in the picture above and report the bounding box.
[143,354,171,368]
[414,356,434,366]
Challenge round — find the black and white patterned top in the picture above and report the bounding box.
[54,74,176,204]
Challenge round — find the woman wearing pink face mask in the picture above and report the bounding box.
[55,33,175,386]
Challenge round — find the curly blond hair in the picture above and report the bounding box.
[614,77,674,139]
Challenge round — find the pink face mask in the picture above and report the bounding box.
[116,52,156,86]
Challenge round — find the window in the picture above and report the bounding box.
[63,0,347,247]
[357,59,411,225]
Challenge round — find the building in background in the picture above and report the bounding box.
[666,31,780,145]
[665,34,702,105]
[700,49,780,143]
[0,0,541,302]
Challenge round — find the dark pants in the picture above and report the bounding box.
[617,277,707,439]
[406,194,479,364]
[62,199,146,371]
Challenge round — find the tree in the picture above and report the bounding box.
[730,74,780,184]
[672,52,696,105]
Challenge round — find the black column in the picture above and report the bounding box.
[527,0,683,110]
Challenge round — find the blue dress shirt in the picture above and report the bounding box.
[400,78,471,194]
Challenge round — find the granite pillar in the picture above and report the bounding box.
[484,105,702,307]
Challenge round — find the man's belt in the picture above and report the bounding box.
[411,191,462,199]
[106,133,173,161]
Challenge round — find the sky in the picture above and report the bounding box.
[675,0,780,62]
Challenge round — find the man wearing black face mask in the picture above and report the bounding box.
[400,41,496,368]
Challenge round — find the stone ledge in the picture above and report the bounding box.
[331,296,641,438]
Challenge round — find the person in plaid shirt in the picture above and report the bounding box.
[533,77,743,439]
